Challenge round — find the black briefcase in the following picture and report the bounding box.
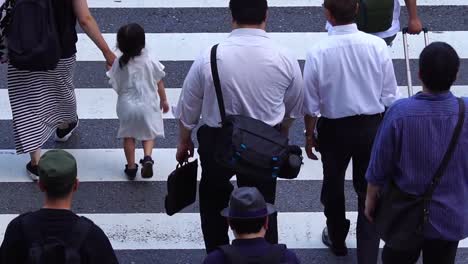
[165,159,198,216]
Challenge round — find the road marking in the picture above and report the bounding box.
[0,89,180,120]
[87,0,467,8]
[0,212,466,249]
[1,87,467,120]
[77,32,468,61]
[0,148,339,182]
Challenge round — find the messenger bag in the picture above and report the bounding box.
[210,44,302,180]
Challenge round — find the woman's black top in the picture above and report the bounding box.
[53,0,78,58]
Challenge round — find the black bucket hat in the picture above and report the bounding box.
[221,187,276,219]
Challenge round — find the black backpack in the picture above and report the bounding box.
[7,0,61,71]
[210,44,302,181]
[22,214,92,264]
[219,244,287,264]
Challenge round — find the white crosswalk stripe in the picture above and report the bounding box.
[76,31,468,61]
[87,0,468,8]
[0,0,467,263]
[1,86,468,120]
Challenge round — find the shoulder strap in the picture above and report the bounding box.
[219,245,246,264]
[425,97,465,200]
[21,212,43,244]
[258,244,286,264]
[210,44,226,124]
[64,216,92,263]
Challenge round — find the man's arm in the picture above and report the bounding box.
[303,52,321,160]
[364,110,398,222]
[175,56,204,162]
[404,0,423,34]
[281,58,305,136]
[381,46,399,107]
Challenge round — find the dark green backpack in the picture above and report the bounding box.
[356,0,395,33]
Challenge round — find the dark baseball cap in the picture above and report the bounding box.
[38,150,77,188]
[221,187,276,219]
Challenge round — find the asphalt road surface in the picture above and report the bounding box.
[0,0,467,263]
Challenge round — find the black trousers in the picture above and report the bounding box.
[317,114,383,264]
[197,125,278,253]
[382,239,459,264]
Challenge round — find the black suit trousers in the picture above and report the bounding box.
[317,114,383,264]
[197,125,278,253]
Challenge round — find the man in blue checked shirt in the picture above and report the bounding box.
[365,42,468,264]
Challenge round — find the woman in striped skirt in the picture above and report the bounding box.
[0,0,115,180]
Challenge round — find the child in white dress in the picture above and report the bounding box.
[107,23,169,180]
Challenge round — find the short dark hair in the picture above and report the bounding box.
[44,181,75,199]
[229,217,267,235]
[117,23,146,68]
[229,0,268,25]
[419,42,460,92]
[324,0,358,25]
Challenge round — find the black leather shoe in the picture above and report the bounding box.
[322,227,348,256]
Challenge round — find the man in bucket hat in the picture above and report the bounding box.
[0,150,118,263]
[203,187,300,263]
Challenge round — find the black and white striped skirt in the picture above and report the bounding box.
[7,56,78,154]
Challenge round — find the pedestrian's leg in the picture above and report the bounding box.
[142,140,154,157]
[197,126,234,253]
[237,175,278,244]
[30,149,41,166]
[422,239,459,264]
[123,138,136,168]
[381,245,420,264]
[318,119,352,249]
[352,115,382,264]
[140,139,155,178]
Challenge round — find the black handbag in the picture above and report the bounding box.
[375,97,465,250]
[210,44,302,180]
[165,159,198,216]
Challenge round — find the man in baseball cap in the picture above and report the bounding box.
[0,150,119,263]
[203,187,301,263]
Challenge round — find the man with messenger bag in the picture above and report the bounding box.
[175,0,304,253]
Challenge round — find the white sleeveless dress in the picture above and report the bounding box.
[107,50,166,140]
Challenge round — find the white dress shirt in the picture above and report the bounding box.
[326,0,401,39]
[175,28,304,130]
[303,24,398,119]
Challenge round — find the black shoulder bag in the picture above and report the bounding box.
[210,44,302,180]
[375,98,465,250]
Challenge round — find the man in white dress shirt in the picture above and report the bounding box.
[304,0,398,263]
[175,0,303,253]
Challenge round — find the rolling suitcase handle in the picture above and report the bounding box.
[402,27,429,96]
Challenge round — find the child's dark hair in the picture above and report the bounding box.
[117,23,145,68]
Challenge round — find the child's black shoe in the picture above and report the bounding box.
[125,164,138,180]
[140,156,154,179]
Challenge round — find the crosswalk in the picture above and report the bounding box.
[0,1,467,263]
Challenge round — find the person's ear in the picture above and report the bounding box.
[264,216,269,230]
[325,8,333,25]
[38,181,46,193]
[72,179,79,192]
[355,2,360,15]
